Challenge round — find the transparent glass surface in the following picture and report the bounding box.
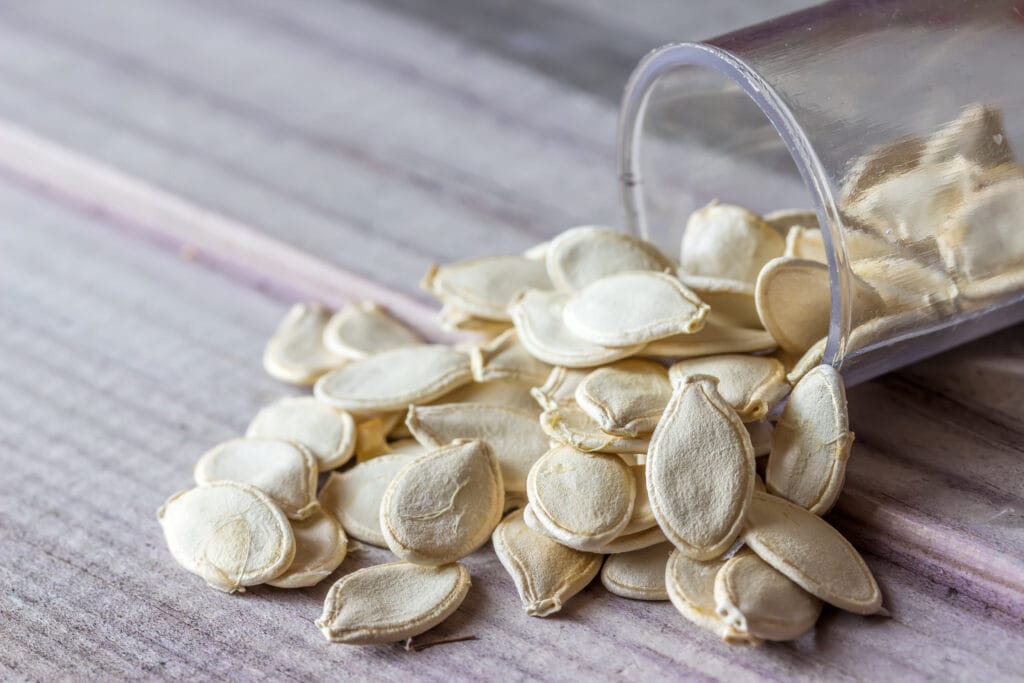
[618,0,1024,384]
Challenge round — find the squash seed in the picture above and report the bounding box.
[642,315,777,359]
[784,225,890,263]
[319,452,421,547]
[545,225,676,291]
[746,421,773,457]
[406,403,549,494]
[263,303,346,385]
[574,359,672,437]
[423,255,551,322]
[680,202,785,285]
[316,561,471,644]
[755,257,884,355]
[763,208,818,234]
[158,482,295,593]
[621,465,657,535]
[646,376,755,560]
[193,438,319,520]
[440,379,541,415]
[852,256,959,314]
[589,524,668,554]
[246,397,356,471]
[509,289,643,367]
[469,329,553,385]
[492,508,602,617]
[742,491,883,614]
[531,366,589,411]
[562,271,709,347]
[353,412,403,462]
[676,275,761,330]
[713,550,822,641]
[668,355,789,423]
[921,103,1015,168]
[436,302,512,337]
[381,439,504,565]
[664,549,762,646]
[766,365,854,515]
[601,542,673,601]
[267,508,348,589]
[540,404,651,454]
[526,445,636,551]
[314,344,472,414]
[322,301,422,360]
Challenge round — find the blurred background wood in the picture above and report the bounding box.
[1,1,1021,680]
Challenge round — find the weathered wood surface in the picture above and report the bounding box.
[4,178,1024,682]
[1,0,1023,679]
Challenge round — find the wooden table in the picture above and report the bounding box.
[2,1,1022,680]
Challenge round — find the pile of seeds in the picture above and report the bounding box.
[159,206,891,648]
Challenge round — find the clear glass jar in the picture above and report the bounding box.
[617,0,1024,384]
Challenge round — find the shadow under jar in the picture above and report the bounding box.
[617,0,1024,384]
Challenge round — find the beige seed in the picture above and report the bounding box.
[680,202,785,285]
[589,524,668,554]
[601,542,673,601]
[319,451,421,547]
[763,208,818,234]
[406,403,549,494]
[668,355,789,423]
[509,289,644,367]
[316,562,471,644]
[441,379,541,415]
[531,366,589,411]
[713,550,823,641]
[492,509,602,617]
[641,315,777,359]
[322,301,422,360]
[158,482,295,593]
[574,359,672,437]
[540,404,651,454]
[921,103,1015,168]
[755,257,884,355]
[353,412,403,462]
[314,344,472,414]
[436,302,512,337]
[562,271,709,347]
[381,439,504,565]
[262,303,346,385]
[267,508,348,589]
[766,365,854,515]
[784,225,890,263]
[852,256,959,314]
[544,225,676,291]
[840,135,925,204]
[246,397,356,471]
[742,491,883,614]
[621,465,657,535]
[193,438,319,520]
[469,328,552,386]
[423,255,551,322]
[526,445,635,551]
[747,421,773,458]
[676,275,761,330]
[646,376,755,560]
[664,549,762,646]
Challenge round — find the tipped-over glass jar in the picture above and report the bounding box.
[617,0,1024,384]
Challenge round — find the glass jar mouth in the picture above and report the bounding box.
[616,41,851,369]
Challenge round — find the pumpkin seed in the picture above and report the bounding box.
[746,421,773,457]
[353,412,403,462]
[315,345,472,414]
[406,403,549,494]
[263,303,346,385]
[642,315,777,359]
[589,524,668,554]
[621,465,656,535]
[492,508,602,617]
[922,103,1015,168]
[668,355,789,423]
[423,255,551,322]
[469,329,552,385]
[664,549,762,646]
[320,452,421,547]
[381,439,504,565]
[713,550,822,641]
[680,202,785,285]
[531,366,589,411]
[436,302,512,337]
[742,491,883,614]
[441,379,541,415]
[766,365,854,515]
[852,256,959,314]
[540,404,651,454]
[646,376,755,560]
[526,445,635,551]
[562,271,709,347]
[676,275,761,330]
[193,438,319,520]
[509,289,643,367]
[267,508,348,589]
[763,208,818,234]
[322,301,422,360]
[158,482,295,593]
[784,225,890,263]
[246,397,356,471]
[545,225,676,291]
[574,359,671,437]
[601,542,673,601]
[316,561,471,644]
